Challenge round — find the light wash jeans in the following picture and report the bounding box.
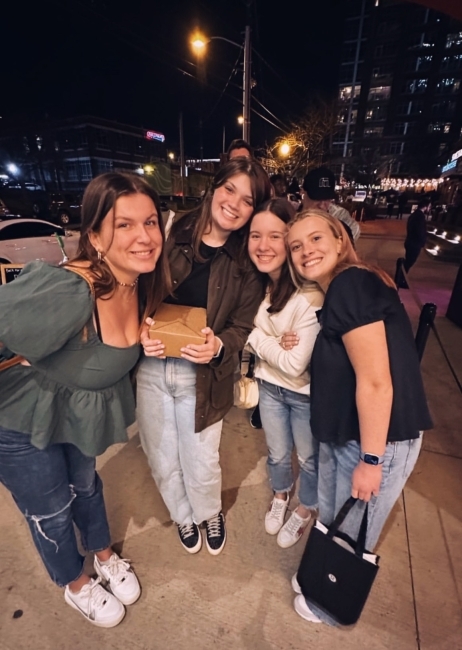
[136,356,223,526]
[300,434,423,625]
[258,379,318,509]
[0,426,110,587]
[318,435,423,550]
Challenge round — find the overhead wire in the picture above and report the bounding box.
[203,52,243,122]
[45,0,292,136]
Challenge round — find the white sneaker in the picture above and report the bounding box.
[277,510,311,548]
[293,595,323,624]
[94,553,141,605]
[265,494,289,535]
[64,577,125,627]
[291,573,302,594]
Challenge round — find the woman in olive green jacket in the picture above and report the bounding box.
[137,158,271,557]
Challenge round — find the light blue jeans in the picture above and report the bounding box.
[258,379,318,509]
[136,356,223,526]
[300,434,423,625]
[318,435,423,550]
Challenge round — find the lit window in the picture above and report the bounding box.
[446,33,462,48]
[436,77,461,93]
[338,85,361,102]
[402,78,428,94]
[367,86,391,101]
[428,122,452,133]
[363,126,383,138]
[441,55,462,71]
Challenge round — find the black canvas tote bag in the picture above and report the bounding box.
[296,496,380,625]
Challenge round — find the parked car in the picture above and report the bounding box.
[0,198,15,218]
[0,186,49,218]
[0,219,80,266]
[48,192,82,226]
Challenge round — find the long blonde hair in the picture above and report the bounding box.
[287,208,396,291]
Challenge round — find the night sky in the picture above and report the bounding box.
[3,0,344,157]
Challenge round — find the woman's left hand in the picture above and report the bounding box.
[280,331,299,351]
[351,461,382,502]
[180,327,219,364]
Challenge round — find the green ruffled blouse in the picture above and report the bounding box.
[0,261,140,457]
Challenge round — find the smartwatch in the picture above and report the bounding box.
[360,451,385,466]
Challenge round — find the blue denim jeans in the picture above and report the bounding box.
[258,379,318,509]
[299,435,423,626]
[137,356,223,526]
[0,426,111,587]
[318,435,423,550]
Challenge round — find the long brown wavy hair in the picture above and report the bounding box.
[172,158,272,267]
[287,208,396,290]
[68,172,171,320]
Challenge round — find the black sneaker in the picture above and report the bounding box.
[177,522,202,554]
[250,404,262,429]
[204,512,226,556]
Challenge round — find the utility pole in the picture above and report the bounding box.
[179,112,185,206]
[242,24,251,143]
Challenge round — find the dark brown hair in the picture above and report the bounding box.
[184,158,272,265]
[226,138,253,159]
[69,171,171,320]
[288,208,396,290]
[250,198,297,314]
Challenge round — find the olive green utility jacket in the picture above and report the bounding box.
[166,215,264,432]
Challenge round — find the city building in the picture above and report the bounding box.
[0,116,167,193]
[334,0,462,183]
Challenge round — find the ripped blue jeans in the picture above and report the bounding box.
[0,426,111,587]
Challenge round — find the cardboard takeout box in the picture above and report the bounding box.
[148,303,207,358]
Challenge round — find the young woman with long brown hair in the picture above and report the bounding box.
[0,172,170,627]
[137,158,272,556]
[246,199,324,549]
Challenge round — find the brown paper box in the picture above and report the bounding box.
[148,303,207,358]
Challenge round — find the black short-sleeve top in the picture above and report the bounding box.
[310,267,433,445]
[0,261,140,456]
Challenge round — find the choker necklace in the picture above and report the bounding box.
[117,277,139,288]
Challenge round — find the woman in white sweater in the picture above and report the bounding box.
[246,199,324,548]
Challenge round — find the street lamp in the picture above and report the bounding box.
[237,116,244,125]
[190,27,251,143]
[279,142,291,157]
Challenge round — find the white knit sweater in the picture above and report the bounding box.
[246,288,324,395]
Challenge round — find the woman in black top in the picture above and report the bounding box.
[286,209,432,624]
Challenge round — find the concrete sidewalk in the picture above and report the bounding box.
[1,223,461,649]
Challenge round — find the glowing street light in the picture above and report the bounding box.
[168,152,175,160]
[191,34,207,55]
[279,142,290,157]
[144,165,154,174]
[7,163,19,175]
[190,27,252,142]
[237,116,244,125]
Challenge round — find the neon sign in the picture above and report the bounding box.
[442,160,457,173]
[145,130,165,143]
